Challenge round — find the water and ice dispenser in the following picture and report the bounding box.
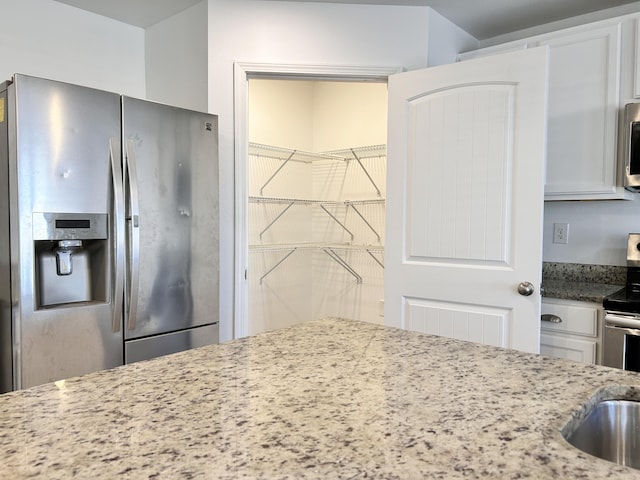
[32,213,109,308]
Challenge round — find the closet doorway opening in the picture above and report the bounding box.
[245,75,388,337]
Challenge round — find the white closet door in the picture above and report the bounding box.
[385,47,549,354]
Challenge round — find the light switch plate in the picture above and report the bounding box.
[553,223,569,244]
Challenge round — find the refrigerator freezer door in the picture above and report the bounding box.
[8,74,124,390]
[124,323,219,364]
[122,97,219,341]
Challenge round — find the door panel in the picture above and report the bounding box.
[405,298,509,348]
[386,47,549,354]
[407,84,513,265]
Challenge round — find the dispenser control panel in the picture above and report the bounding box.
[32,212,108,241]
[55,219,91,229]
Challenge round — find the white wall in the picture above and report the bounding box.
[426,8,478,66]
[312,81,388,151]
[249,79,315,150]
[543,200,640,266]
[0,0,145,96]
[145,1,208,111]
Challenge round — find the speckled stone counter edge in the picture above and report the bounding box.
[543,262,626,285]
[542,262,626,303]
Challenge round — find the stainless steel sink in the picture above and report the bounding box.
[564,399,640,469]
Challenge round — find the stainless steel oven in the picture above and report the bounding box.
[603,233,640,370]
[603,311,640,371]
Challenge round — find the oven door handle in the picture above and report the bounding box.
[605,312,640,330]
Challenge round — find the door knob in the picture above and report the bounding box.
[517,281,535,296]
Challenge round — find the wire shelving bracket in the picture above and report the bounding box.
[259,247,297,285]
[322,247,362,284]
[259,201,295,240]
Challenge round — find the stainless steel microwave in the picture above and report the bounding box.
[625,103,640,191]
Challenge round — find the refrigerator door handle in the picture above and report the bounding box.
[109,138,125,333]
[125,139,141,331]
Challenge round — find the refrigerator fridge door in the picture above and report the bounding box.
[4,74,125,391]
[122,97,219,361]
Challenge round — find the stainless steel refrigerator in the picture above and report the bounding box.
[0,74,219,392]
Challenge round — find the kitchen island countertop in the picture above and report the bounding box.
[2,318,640,479]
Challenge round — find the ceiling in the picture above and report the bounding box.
[54,0,203,28]
[54,0,640,39]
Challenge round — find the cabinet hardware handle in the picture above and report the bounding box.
[541,314,562,323]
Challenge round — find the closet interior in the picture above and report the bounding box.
[247,78,387,336]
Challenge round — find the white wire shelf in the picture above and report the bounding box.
[249,142,387,163]
[249,142,345,163]
[248,142,387,285]
[250,243,384,285]
[249,196,385,205]
[322,144,386,160]
[250,196,384,241]
[249,142,386,197]
[250,243,384,252]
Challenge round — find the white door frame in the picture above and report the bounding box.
[233,62,402,339]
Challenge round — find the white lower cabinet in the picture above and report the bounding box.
[540,298,601,365]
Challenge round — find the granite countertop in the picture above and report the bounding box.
[541,278,624,303]
[542,262,626,303]
[2,318,640,479]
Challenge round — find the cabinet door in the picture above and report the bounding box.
[634,17,640,98]
[540,23,623,199]
[540,332,597,365]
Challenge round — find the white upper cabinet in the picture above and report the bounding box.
[459,18,635,201]
[635,17,640,99]
[457,41,528,61]
[539,23,624,200]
